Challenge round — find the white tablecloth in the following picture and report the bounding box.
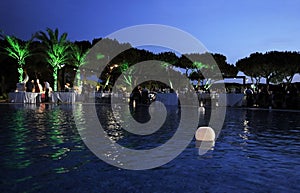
[51,92,76,103]
[9,92,39,103]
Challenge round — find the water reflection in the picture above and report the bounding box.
[5,110,31,169]
[1,104,85,171]
[0,104,299,192]
[239,112,251,141]
[94,103,181,150]
[196,140,215,156]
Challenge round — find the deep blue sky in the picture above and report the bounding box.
[1,0,299,64]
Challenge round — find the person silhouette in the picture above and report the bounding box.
[44,81,50,102]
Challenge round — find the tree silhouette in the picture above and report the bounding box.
[184,53,218,89]
[236,54,262,86]
[212,53,238,77]
[156,52,179,88]
[178,55,193,76]
[267,51,300,84]
[236,51,300,86]
[35,28,71,91]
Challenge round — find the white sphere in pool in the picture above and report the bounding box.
[195,127,215,141]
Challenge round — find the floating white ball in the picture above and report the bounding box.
[195,127,215,141]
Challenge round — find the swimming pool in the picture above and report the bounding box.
[0,103,299,192]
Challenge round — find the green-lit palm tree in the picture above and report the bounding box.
[70,44,89,87]
[191,61,209,87]
[1,34,32,83]
[119,62,135,90]
[160,62,174,89]
[35,28,71,91]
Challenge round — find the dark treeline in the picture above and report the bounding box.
[0,28,300,100]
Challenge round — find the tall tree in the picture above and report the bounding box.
[236,54,262,86]
[267,51,300,84]
[212,53,238,77]
[1,34,32,83]
[184,53,216,88]
[236,51,299,86]
[35,28,71,91]
[156,52,179,88]
[178,55,194,76]
[118,62,135,90]
[70,43,89,87]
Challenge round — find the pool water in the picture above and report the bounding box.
[0,103,299,193]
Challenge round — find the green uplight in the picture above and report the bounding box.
[3,35,32,83]
[120,62,134,90]
[71,44,89,87]
[161,62,174,89]
[97,53,105,60]
[193,61,209,69]
[36,28,71,91]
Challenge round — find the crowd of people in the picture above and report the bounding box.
[92,83,300,109]
[23,79,75,102]
[244,84,299,109]
[24,79,52,102]
[19,79,300,109]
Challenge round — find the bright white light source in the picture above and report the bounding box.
[195,127,215,141]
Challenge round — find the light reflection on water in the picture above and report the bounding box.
[0,104,299,192]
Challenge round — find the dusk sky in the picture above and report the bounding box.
[1,0,299,64]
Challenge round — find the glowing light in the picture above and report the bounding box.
[133,100,136,108]
[195,127,215,141]
[198,107,205,114]
[195,127,216,156]
[198,102,205,114]
[109,64,119,71]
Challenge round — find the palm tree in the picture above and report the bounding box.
[2,34,32,83]
[70,44,89,87]
[119,62,135,90]
[157,52,179,89]
[35,28,71,91]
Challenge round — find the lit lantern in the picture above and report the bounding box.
[200,101,204,107]
[198,106,205,113]
[215,101,219,107]
[195,127,215,141]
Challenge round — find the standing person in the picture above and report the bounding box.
[44,81,50,102]
[244,86,254,107]
[35,79,43,93]
[131,86,142,104]
[64,83,71,92]
[26,80,35,92]
[142,87,149,104]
